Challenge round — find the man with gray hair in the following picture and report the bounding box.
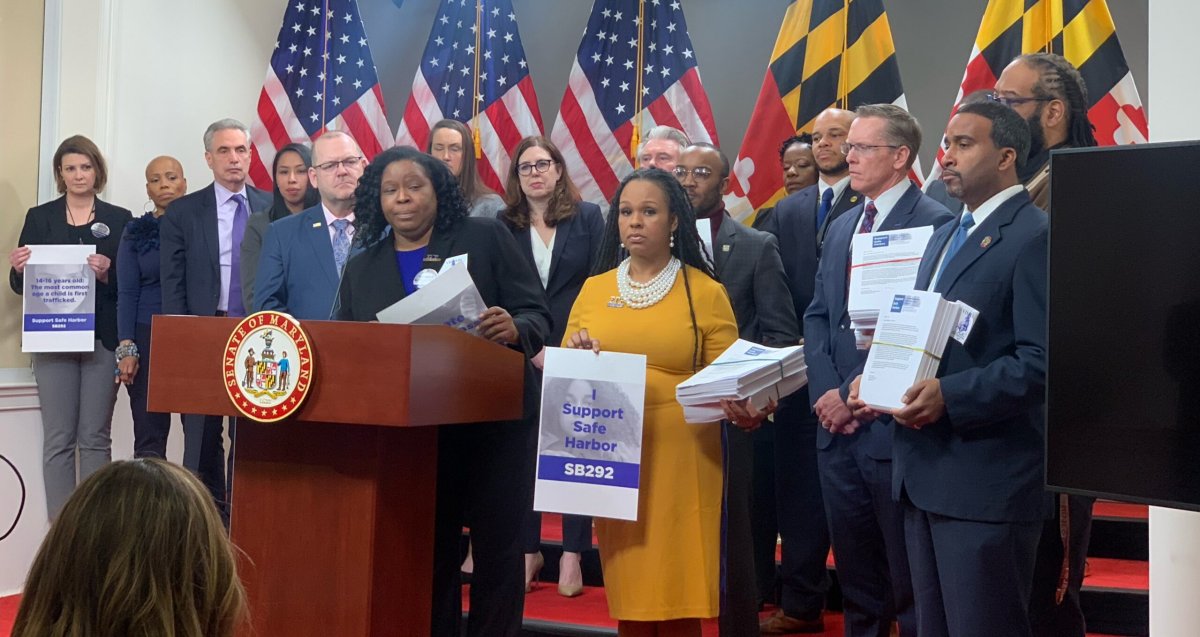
[160,117,272,519]
[636,125,690,172]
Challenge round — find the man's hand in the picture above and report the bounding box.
[846,375,882,423]
[814,388,855,433]
[892,379,945,430]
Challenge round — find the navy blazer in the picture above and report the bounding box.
[759,183,862,335]
[254,205,361,320]
[159,183,271,316]
[893,189,1049,523]
[506,201,604,347]
[804,183,953,458]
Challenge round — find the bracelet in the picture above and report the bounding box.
[115,342,139,362]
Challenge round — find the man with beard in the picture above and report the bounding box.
[758,108,862,634]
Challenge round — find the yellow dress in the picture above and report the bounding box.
[563,265,738,620]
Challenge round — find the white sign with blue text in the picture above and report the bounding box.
[535,347,647,521]
[22,245,96,353]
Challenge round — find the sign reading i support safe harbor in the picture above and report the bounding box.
[223,311,314,423]
[22,245,96,352]
[535,347,647,521]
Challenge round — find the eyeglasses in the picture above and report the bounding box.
[672,166,714,181]
[840,143,900,155]
[985,92,1054,108]
[517,159,555,176]
[315,156,363,173]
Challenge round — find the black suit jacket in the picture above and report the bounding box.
[159,183,271,316]
[711,212,799,347]
[506,201,604,347]
[335,217,552,416]
[759,182,861,335]
[895,189,1049,522]
[10,197,132,350]
[803,184,953,458]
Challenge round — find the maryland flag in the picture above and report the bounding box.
[929,0,1148,180]
[727,0,920,224]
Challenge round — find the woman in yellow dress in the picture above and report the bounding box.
[563,168,773,637]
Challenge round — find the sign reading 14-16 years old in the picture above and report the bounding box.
[535,347,647,521]
[22,245,96,352]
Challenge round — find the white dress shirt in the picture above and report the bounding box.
[930,184,1026,288]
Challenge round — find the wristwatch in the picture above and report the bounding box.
[115,342,139,362]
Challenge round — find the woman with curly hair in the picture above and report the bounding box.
[334,145,551,637]
[562,169,773,637]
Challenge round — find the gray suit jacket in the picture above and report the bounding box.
[711,211,799,348]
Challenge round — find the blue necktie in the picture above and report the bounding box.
[816,187,834,230]
[228,194,249,317]
[934,212,976,287]
[331,218,351,273]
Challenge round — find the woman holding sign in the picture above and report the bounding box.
[563,169,772,636]
[8,135,132,519]
[501,135,605,597]
[335,145,551,637]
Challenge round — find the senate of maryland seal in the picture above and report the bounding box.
[223,311,314,423]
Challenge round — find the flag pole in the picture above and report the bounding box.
[838,0,849,109]
[321,0,331,129]
[631,0,646,160]
[472,0,484,159]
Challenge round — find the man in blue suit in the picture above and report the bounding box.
[160,118,272,517]
[805,104,952,637]
[849,100,1049,637]
[254,131,366,319]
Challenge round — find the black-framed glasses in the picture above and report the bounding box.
[315,156,364,173]
[517,159,555,176]
[840,143,900,155]
[985,92,1054,108]
[672,166,714,181]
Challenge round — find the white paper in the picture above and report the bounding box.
[22,245,96,352]
[951,300,979,345]
[859,290,957,411]
[676,339,807,423]
[439,253,468,273]
[375,263,487,334]
[848,226,935,330]
[696,218,713,262]
[535,347,647,521]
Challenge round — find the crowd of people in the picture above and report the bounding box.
[8,51,1091,637]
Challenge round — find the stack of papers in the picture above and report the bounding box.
[858,290,978,412]
[375,261,488,335]
[675,339,807,423]
[847,227,935,349]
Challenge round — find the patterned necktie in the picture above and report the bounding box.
[934,212,976,288]
[858,201,878,234]
[228,193,249,317]
[816,187,834,231]
[331,218,351,273]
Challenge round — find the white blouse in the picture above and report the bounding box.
[530,228,556,288]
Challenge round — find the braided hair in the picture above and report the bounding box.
[777,133,814,162]
[352,146,470,249]
[593,168,717,370]
[1018,52,1098,148]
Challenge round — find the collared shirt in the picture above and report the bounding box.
[214,181,250,312]
[857,179,911,233]
[931,184,1026,288]
[322,204,356,244]
[817,175,851,211]
[705,204,726,247]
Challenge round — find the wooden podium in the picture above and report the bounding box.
[147,316,524,636]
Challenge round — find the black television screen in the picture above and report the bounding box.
[1048,140,1200,511]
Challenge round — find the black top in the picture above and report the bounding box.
[10,196,133,350]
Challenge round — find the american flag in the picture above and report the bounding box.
[550,0,719,205]
[248,0,394,190]
[394,0,544,194]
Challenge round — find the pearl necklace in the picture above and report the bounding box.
[616,257,681,309]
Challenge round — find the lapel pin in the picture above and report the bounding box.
[850,196,859,203]
[722,244,731,252]
[312,222,322,228]
[980,236,993,249]
[607,296,625,308]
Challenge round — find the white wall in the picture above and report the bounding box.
[1147,1,1200,634]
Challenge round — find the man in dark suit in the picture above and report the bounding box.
[675,143,800,637]
[757,107,860,634]
[805,104,953,637]
[254,131,366,319]
[160,118,271,516]
[849,100,1048,637]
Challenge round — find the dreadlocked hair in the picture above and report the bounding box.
[1018,52,1098,148]
[352,146,470,249]
[593,168,717,370]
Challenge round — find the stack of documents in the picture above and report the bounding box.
[375,261,488,335]
[847,227,935,348]
[858,290,978,412]
[676,339,807,423]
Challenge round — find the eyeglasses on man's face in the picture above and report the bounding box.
[840,143,900,156]
[985,92,1054,108]
[315,156,364,173]
[517,159,556,176]
[672,166,714,181]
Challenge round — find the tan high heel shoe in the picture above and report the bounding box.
[524,552,545,593]
[557,551,584,597]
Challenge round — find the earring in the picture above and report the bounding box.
[670,234,675,248]
[619,243,625,250]
[143,200,155,214]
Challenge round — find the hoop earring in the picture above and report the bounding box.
[143,200,155,214]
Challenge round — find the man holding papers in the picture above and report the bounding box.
[804,104,951,637]
[849,100,1049,637]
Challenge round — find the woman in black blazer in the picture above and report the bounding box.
[500,135,604,597]
[7,135,132,519]
[335,146,550,637]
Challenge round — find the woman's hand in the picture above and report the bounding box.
[531,347,547,370]
[721,396,778,432]
[87,253,111,284]
[9,246,31,274]
[478,306,519,345]
[116,355,139,385]
[564,328,601,354]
